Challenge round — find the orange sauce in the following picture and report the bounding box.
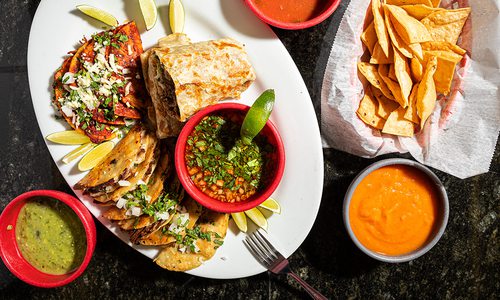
[253,0,329,23]
[349,165,438,256]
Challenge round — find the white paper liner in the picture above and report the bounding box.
[321,0,500,179]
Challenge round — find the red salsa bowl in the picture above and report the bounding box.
[244,0,341,30]
[0,190,96,288]
[175,102,285,213]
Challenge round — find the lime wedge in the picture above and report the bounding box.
[62,143,96,164]
[258,198,281,214]
[240,89,275,145]
[78,141,114,171]
[169,0,185,33]
[46,130,91,145]
[231,212,248,233]
[244,208,268,231]
[76,5,119,27]
[139,0,158,30]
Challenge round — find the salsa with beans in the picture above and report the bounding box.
[185,113,274,203]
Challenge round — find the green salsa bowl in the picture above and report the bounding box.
[0,190,96,288]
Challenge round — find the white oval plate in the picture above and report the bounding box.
[27,0,323,279]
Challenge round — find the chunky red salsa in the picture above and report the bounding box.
[185,113,274,203]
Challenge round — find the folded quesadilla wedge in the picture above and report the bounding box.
[154,210,229,271]
[74,125,156,192]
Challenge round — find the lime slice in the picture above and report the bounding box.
[169,0,185,33]
[76,5,119,27]
[231,212,248,233]
[78,141,114,171]
[240,89,275,145]
[139,0,158,30]
[258,198,281,214]
[46,130,91,145]
[244,208,268,231]
[62,143,96,164]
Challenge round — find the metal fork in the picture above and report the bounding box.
[244,230,328,300]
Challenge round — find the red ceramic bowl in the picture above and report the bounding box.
[244,0,341,30]
[175,102,285,213]
[0,190,96,288]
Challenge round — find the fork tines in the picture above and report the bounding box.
[244,230,285,269]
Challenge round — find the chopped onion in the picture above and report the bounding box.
[193,243,200,253]
[118,180,131,187]
[116,198,127,209]
[155,212,170,221]
[131,206,142,217]
[61,105,73,117]
[62,72,75,84]
[168,222,180,234]
[178,213,190,226]
[109,54,119,73]
[124,82,132,96]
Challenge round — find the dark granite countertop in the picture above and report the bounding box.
[0,0,498,299]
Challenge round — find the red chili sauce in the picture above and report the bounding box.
[252,0,330,23]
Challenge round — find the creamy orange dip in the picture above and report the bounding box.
[349,165,438,256]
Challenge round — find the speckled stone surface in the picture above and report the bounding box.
[0,0,498,298]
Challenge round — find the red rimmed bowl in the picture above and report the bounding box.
[244,0,341,30]
[0,190,96,288]
[175,102,285,213]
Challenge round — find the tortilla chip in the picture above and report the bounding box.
[361,22,378,55]
[371,85,400,119]
[411,57,423,81]
[370,43,394,64]
[431,0,441,8]
[357,89,386,129]
[357,62,395,100]
[384,6,413,59]
[382,107,415,137]
[421,41,466,56]
[393,46,413,105]
[379,64,407,107]
[372,0,391,57]
[389,64,397,81]
[408,42,424,61]
[386,0,432,6]
[424,50,463,64]
[420,8,471,44]
[404,84,420,123]
[401,4,443,20]
[423,51,459,95]
[386,4,432,44]
[417,56,438,129]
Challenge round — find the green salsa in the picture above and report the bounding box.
[185,113,275,203]
[15,197,87,275]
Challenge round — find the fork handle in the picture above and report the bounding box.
[288,272,328,300]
